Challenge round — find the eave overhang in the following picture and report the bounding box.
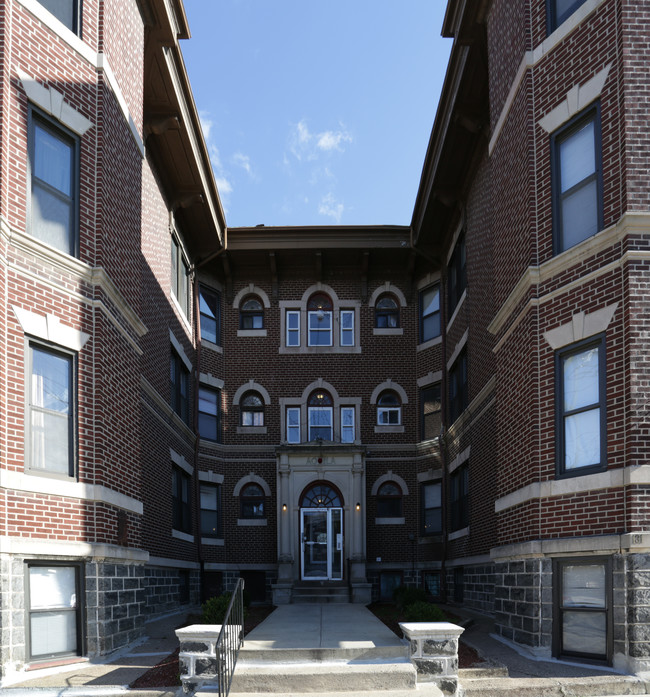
[141,0,226,259]
[411,0,490,256]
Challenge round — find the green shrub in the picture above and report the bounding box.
[393,585,427,610]
[201,592,249,624]
[403,601,447,622]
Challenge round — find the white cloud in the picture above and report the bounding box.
[318,193,344,223]
[288,120,353,162]
[199,110,232,198]
[233,152,253,176]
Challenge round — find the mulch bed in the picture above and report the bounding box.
[130,602,484,688]
[130,605,275,689]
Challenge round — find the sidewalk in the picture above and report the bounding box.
[2,610,191,696]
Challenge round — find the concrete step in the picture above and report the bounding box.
[292,586,350,604]
[225,688,445,697]
[229,659,417,693]
[461,675,648,697]
[239,644,408,662]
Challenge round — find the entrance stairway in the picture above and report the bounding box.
[292,581,350,604]
[225,603,444,697]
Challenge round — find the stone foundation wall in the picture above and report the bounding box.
[143,566,200,618]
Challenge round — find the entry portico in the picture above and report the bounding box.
[274,444,372,604]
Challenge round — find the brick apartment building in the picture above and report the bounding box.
[1,0,649,683]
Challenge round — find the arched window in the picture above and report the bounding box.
[241,391,264,426]
[376,482,403,517]
[375,294,399,328]
[308,390,333,441]
[240,483,265,518]
[240,296,263,329]
[377,390,401,425]
[301,483,342,508]
[307,293,333,346]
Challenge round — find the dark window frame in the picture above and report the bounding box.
[171,234,191,318]
[376,481,403,518]
[447,234,467,316]
[420,481,442,536]
[419,284,441,343]
[448,348,468,424]
[200,482,222,538]
[239,295,264,330]
[379,570,403,601]
[450,464,469,531]
[26,561,84,662]
[546,0,588,33]
[172,466,192,534]
[198,385,221,442]
[170,348,190,425]
[375,294,400,329]
[551,104,603,255]
[241,391,264,427]
[552,557,612,663]
[240,483,265,519]
[555,334,607,479]
[38,0,82,34]
[422,571,442,599]
[420,383,442,442]
[27,341,76,479]
[28,107,80,257]
[199,285,221,345]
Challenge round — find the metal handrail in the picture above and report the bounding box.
[215,578,245,697]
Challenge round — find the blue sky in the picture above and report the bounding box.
[180,1,452,228]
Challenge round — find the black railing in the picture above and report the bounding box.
[215,577,245,697]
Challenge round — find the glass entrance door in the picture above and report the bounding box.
[301,508,343,580]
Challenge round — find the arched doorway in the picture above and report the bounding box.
[299,482,343,581]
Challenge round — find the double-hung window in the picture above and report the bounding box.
[170,349,190,424]
[172,467,191,533]
[449,349,468,424]
[308,293,332,346]
[419,285,440,343]
[552,106,603,253]
[451,465,469,531]
[340,310,354,346]
[199,286,220,345]
[308,391,333,441]
[375,295,399,328]
[28,344,75,477]
[377,482,402,518]
[286,407,301,443]
[421,482,442,535]
[240,483,265,518]
[38,0,82,33]
[198,386,221,441]
[240,296,263,329]
[200,483,222,538]
[27,563,82,661]
[547,0,588,33]
[556,337,606,476]
[29,111,79,256]
[241,391,264,426]
[421,384,441,441]
[448,235,467,316]
[171,235,190,317]
[286,310,300,346]
[340,406,355,443]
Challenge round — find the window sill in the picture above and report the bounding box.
[201,537,225,546]
[26,656,88,671]
[172,529,194,542]
[236,426,267,435]
[201,339,223,354]
[237,518,267,526]
[448,526,469,541]
[374,425,404,434]
[447,289,467,331]
[375,517,405,525]
[238,329,267,337]
[416,335,443,352]
[373,328,403,336]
